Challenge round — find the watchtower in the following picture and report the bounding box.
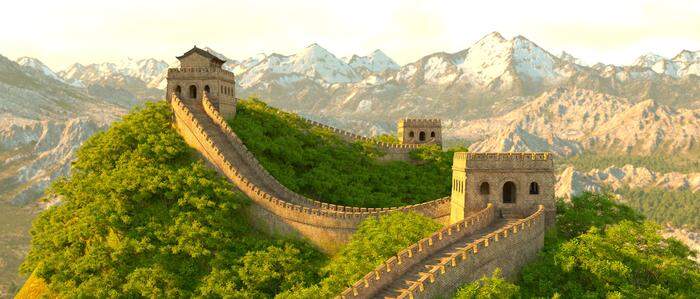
[397,118,442,147]
[166,46,237,119]
[450,152,555,227]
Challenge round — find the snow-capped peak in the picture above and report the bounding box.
[634,53,665,68]
[239,43,361,87]
[16,57,63,82]
[673,50,700,63]
[455,32,562,85]
[633,50,700,78]
[346,49,400,73]
[559,51,586,65]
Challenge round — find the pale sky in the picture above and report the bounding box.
[2,0,700,70]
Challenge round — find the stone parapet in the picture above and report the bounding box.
[453,152,553,171]
[398,118,441,127]
[170,94,451,233]
[339,204,495,299]
[167,67,235,82]
[396,205,545,299]
[295,115,423,152]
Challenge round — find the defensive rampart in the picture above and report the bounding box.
[340,205,546,299]
[286,112,425,160]
[170,94,450,252]
[339,204,496,298]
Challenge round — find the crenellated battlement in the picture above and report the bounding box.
[340,205,545,299]
[339,204,495,298]
[398,118,441,127]
[167,67,236,81]
[453,152,553,171]
[169,93,451,252]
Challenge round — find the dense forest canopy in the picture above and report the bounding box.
[229,98,460,208]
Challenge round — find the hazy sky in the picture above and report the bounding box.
[3,0,699,70]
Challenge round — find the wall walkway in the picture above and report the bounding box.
[170,94,450,252]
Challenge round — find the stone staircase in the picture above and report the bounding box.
[374,217,520,299]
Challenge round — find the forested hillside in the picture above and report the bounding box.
[229,98,459,207]
[18,101,699,298]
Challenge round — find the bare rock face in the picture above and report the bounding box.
[555,165,700,198]
[0,54,129,206]
[0,116,106,204]
[465,88,700,156]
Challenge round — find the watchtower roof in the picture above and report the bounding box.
[176,46,226,64]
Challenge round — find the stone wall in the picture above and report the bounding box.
[339,204,495,298]
[170,94,451,252]
[452,152,556,227]
[294,114,424,161]
[397,118,442,146]
[340,205,546,299]
[397,205,545,299]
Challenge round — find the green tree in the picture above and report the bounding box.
[454,269,520,299]
[229,98,457,208]
[20,102,324,298]
[517,193,699,298]
[555,192,643,239]
[280,211,442,298]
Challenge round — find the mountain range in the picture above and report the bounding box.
[2,32,698,206]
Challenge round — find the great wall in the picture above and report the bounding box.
[165,47,554,298]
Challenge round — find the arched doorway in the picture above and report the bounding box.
[175,85,182,97]
[204,85,211,95]
[502,181,516,203]
[189,85,197,99]
[430,131,436,138]
[419,131,426,141]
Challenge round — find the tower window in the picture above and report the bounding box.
[175,85,182,97]
[529,182,540,195]
[503,181,516,203]
[204,85,211,94]
[430,131,436,138]
[479,182,490,195]
[189,85,197,99]
[419,131,426,141]
[409,131,414,138]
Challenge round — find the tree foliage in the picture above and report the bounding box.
[229,98,456,208]
[279,211,441,298]
[454,269,519,299]
[618,188,700,230]
[517,193,699,298]
[21,102,323,298]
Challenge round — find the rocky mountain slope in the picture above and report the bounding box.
[57,58,167,105]
[1,54,128,204]
[555,165,700,198]
[463,88,700,156]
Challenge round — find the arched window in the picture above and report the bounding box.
[409,131,415,138]
[189,85,197,99]
[430,131,436,138]
[479,182,490,195]
[419,131,426,141]
[175,85,182,97]
[529,182,540,195]
[221,86,224,93]
[204,85,211,95]
[503,181,516,203]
